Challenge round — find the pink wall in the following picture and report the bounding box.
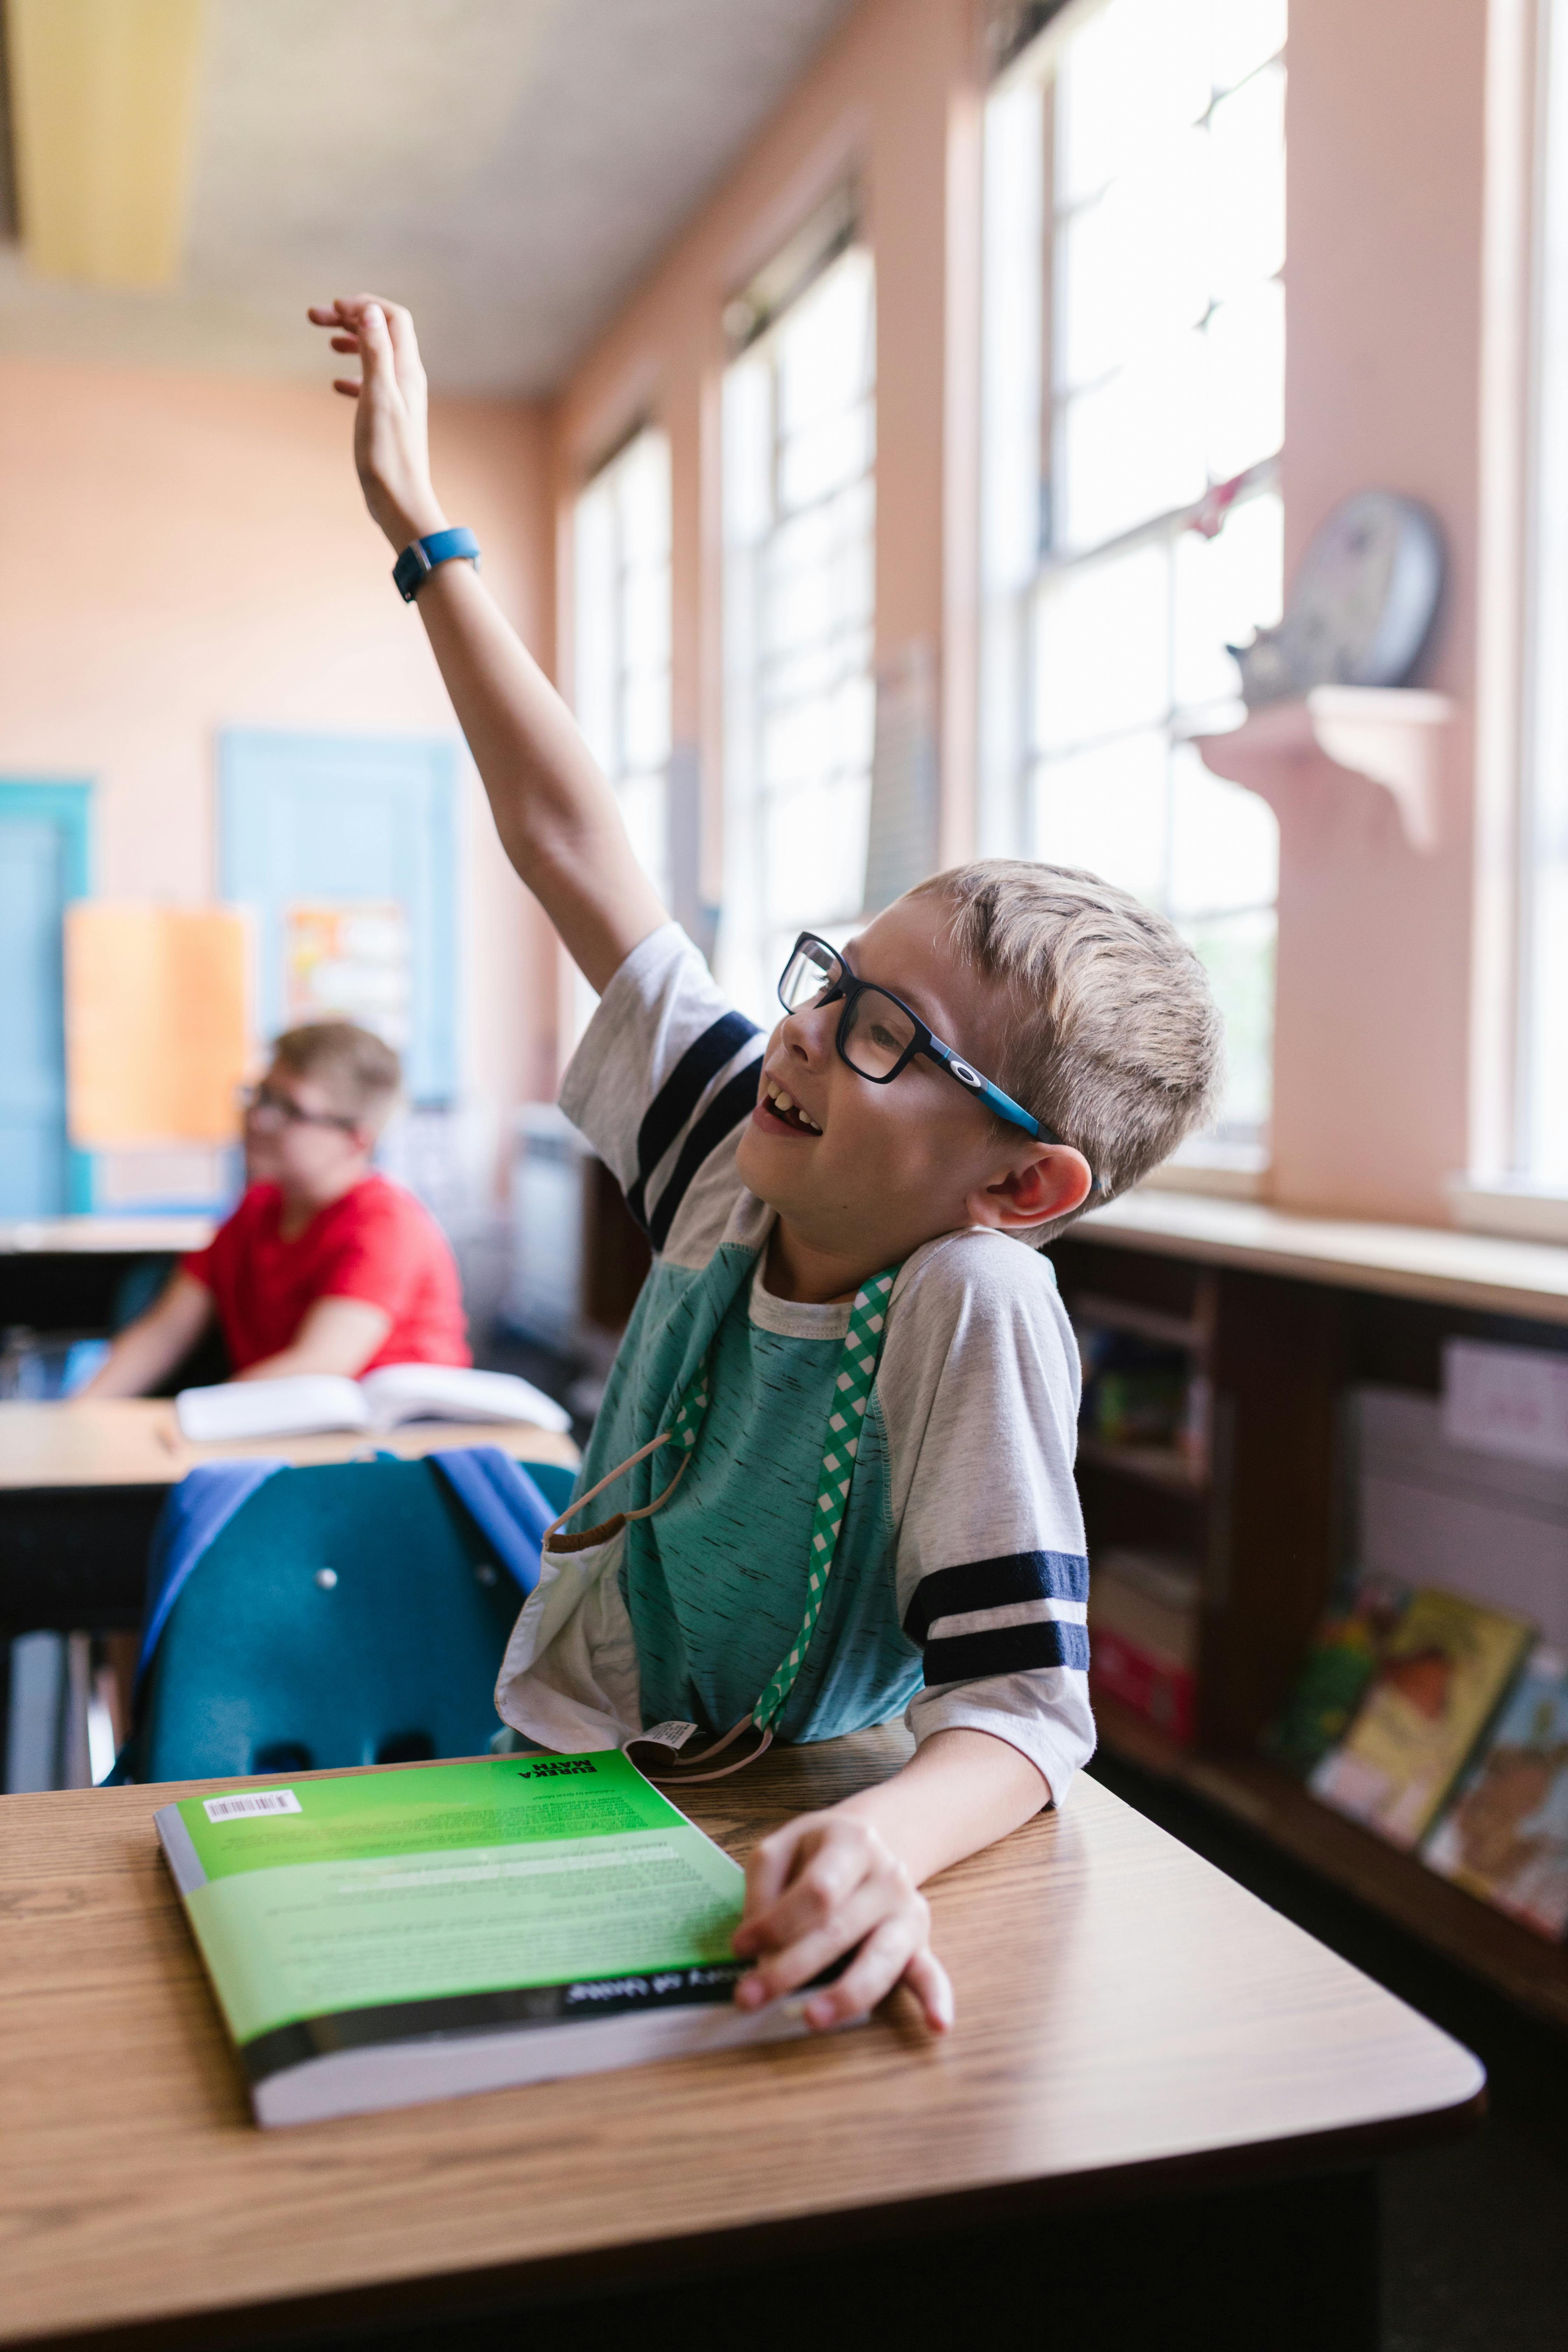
[0,360,558,1140]
[1261,0,1490,1221]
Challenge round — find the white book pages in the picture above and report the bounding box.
[175,1375,369,1444]
[357,1364,572,1434]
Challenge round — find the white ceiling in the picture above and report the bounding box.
[0,0,858,394]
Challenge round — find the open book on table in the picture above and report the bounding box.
[174,1363,572,1446]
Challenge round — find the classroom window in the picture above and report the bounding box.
[719,242,876,1026]
[573,426,674,909]
[982,0,1286,1158]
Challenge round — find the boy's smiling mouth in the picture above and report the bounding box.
[756,1074,822,1136]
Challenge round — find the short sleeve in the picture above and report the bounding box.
[309,1196,422,1317]
[559,923,764,1256]
[182,1196,248,1292]
[877,1231,1096,1805]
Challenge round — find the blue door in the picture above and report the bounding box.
[0,783,92,1216]
[218,732,458,1103]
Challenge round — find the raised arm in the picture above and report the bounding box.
[309,295,668,993]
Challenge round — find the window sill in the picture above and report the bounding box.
[1447,1178,1568,1247]
[1141,1142,1270,1202]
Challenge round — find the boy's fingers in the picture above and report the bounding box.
[331,380,362,400]
[735,1881,891,2004]
[740,1819,813,1925]
[902,1946,955,2033]
[802,1914,920,2029]
[329,335,359,354]
[742,1850,876,1958]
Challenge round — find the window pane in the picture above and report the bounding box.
[763,777,872,928]
[779,401,873,511]
[1172,489,1284,709]
[1210,0,1287,93]
[1058,332,1207,549]
[1182,906,1276,1142]
[1205,279,1286,481]
[572,426,672,909]
[1056,0,1214,206]
[1058,130,1210,391]
[1167,743,1279,919]
[1034,541,1170,754]
[722,245,876,1017]
[1030,730,1170,904]
[1210,61,1287,299]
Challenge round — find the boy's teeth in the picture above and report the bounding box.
[775,1091,794,1112]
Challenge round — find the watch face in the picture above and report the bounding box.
[1284,490,1443,690]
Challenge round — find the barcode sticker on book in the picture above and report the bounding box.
[203,1790,302,1822]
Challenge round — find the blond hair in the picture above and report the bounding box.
[908,861,1223,1238]
[272,1020,402,1133]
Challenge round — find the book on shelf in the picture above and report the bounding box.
[174,1363,572,1446]
[1307,1587,1533,1850]
[1088,1549,1200,1746]
[1081,1317,1203,1458]
[1423,1644,1568,1941]
[157,1750,836,2126]
[1265,1575,1409,1779]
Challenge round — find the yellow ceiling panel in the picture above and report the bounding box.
[6,0,206,287]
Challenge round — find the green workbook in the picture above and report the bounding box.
[156,1751,806,2127]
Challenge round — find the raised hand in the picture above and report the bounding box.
[307,295,446,552]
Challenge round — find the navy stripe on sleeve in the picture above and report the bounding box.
[626,1010,761,1232]
[902,1550,1090,1646]
[924,1619,1091,1684]
[647,1059,765,1251]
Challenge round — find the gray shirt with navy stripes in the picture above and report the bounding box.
[494,924,1096,1803]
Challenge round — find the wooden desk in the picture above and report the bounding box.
[0,1400,579,1646]
[0,1730,1482,2352]
[0,1216,213,1338]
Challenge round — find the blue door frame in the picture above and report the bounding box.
[0,782,94,1215]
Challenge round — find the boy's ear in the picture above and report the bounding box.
[966,1143,1093,1233]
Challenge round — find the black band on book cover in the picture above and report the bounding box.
[240,1963,750,2086]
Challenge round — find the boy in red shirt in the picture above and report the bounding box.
[84,1020,469,1395]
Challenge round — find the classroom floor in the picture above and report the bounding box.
[1089,1752,1568,2352]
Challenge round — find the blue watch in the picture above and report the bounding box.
[393,526,481,602]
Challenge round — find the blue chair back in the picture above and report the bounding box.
[128,1455,575,1783]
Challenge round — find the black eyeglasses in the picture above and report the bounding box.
[777,932,1063,1146]
[238,1083,360,1133]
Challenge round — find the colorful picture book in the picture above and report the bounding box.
[1307,1587,1534,1850]
[1423,1646,1568,1941]
[1265,1576,1409,1779]
[1087,1549,1201,1746]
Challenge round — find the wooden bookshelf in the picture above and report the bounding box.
[1077,1437,1208,1494]
[1053,1200,1568,2034]
[1091,1695,1568,2033]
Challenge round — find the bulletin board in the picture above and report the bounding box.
[64,904,250,1147]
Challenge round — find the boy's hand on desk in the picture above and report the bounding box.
[308,294,447,550]
[731,1811,954,2035]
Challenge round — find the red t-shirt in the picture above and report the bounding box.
[184,1176,470,1374]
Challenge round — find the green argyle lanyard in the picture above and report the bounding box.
[541,1263,901,1763]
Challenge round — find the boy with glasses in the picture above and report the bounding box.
[83,1020,468,1397]
[310,293,1222,2036]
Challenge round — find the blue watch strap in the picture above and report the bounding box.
[393,526,481,602]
